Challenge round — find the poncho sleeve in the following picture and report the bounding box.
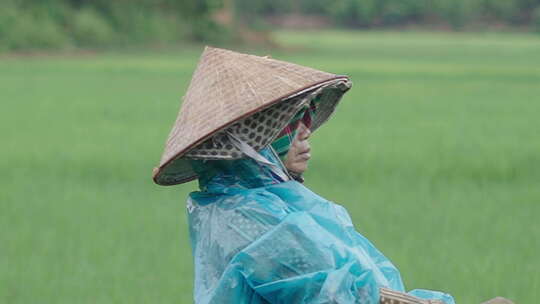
[224,211,386,303]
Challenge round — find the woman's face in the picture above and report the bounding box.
[284,122,311,174]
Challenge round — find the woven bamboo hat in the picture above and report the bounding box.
[153,46,352,186]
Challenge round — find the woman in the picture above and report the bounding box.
[153,47,455,304]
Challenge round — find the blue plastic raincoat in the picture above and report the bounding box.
[186,147,455,304]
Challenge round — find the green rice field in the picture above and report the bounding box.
[1,30,539,303]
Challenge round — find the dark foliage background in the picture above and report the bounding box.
[237,0,540,29]
[1,0,540,54]
[0,0,227,51]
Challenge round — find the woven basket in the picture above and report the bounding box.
[153,46,351,185]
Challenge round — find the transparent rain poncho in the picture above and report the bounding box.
[186,147,455,304]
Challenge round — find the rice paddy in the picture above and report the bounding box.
[1,30,539,303]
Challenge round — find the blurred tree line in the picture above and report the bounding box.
[1,0,540,52]
[0,0,228,51]
[237,0,540,30]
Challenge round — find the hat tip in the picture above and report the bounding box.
[152,167,164,185]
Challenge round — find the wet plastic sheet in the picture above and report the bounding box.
[187,179,455,304]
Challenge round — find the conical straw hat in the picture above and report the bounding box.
[153,46,351,186]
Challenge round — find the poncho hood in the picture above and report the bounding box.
[189,147,286,193]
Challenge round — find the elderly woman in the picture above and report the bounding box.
[153,47,455,304]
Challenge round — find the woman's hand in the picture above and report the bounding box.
[284,122,311,175]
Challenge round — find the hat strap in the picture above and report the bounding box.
[226,131,291,182]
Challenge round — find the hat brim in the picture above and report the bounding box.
[153,76,351,186]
